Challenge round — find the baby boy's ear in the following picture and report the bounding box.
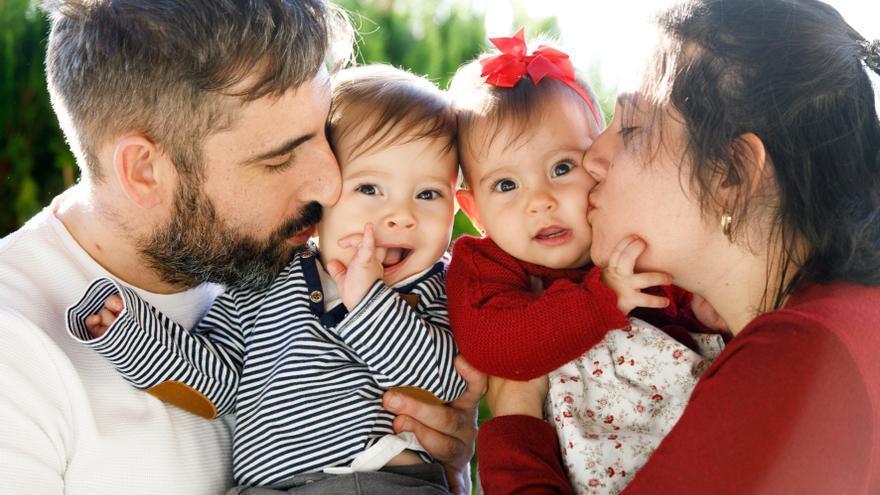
[455,189,483,233]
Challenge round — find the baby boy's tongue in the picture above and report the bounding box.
[382,248,405,267]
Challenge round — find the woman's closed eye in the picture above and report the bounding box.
[492,178,517,193]
[356,183,381,196]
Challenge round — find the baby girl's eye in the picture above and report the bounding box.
[356,184,380,196]
[551,161,575,178]
[492,179,517,193]
[416,190,441,200]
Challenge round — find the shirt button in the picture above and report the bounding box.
[310,290,323,303]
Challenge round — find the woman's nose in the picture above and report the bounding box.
[583,134,610,183]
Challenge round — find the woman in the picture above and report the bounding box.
[476,0,880,493]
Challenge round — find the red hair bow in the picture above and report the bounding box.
[479,28,601,126]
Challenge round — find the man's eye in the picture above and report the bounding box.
[551,161,575,178]
[492,179,517,193]
[356,184,380,195]
[417,190,441,200]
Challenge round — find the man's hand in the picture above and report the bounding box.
[383,357,487,495]
[326,223,386,310]
[84,294,123,338]
[601,235,673,314]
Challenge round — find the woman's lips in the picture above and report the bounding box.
[533,226,573,246]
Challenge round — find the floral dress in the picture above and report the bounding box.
[545,318,725,495]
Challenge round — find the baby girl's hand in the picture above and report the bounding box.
[326,223,387,310]
[84,294,124,338]
[601,235,673,314]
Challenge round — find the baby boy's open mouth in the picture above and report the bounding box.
[382,247,413,272]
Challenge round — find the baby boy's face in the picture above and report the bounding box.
[318,132,458,286]
[460,95,601,269]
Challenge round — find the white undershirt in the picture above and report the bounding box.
[0,196,234,494]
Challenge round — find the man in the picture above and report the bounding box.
[0,1,483,493]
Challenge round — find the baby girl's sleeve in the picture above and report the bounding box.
[446,236,627,379]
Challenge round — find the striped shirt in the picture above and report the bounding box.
[66,246,465,487]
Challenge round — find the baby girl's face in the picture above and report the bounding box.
[459,95,601,269]
[318,132,458,286]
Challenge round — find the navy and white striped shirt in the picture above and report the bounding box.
[66,247,465,487]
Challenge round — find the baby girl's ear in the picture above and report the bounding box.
[455,189,483,233]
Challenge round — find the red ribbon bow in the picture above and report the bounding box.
[479,28,601,126]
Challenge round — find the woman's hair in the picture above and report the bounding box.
[643,0,880,307]
[327,64,456,160]
[449,39,604,185]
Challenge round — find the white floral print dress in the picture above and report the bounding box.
[545,317,725,495]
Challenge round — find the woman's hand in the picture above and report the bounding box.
[485,373,549,419]
[382,357,487,495]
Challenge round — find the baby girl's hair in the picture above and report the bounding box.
[449,36,604,186]
[328,64,456,160]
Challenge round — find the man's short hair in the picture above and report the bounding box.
[42,0,353,181]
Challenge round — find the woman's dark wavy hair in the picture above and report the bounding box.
[647,0,880,308]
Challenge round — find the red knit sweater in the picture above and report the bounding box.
[477,281,880,494]
[446,236,628,380]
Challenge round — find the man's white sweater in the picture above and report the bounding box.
[0,199,234,494]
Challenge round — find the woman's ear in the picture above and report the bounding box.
[718,132,770,203]
[455,189,484,234]
[112,133,172,209]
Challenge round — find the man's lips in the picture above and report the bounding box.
[286,225,316,245]
[533,226,573,246]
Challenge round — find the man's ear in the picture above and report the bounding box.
[455,189,484,234]
[112,134,171,209]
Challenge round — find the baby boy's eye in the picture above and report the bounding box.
[416,190,441,200]
[551,161,575,178]
[493,179,517,193]
[356,184,380,196]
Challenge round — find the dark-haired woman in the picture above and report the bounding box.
[477,0,880,493]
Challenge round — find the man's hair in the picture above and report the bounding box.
[42,0,353,181]
[448,41,604,186]
[327,64,456,161]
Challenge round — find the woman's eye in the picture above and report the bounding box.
[356,184,380,196]
[551,161,575,178]
[492,179,517,193]
[416,190,441,200]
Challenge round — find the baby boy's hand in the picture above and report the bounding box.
[691,293,729,332]
[326,223,387,310]
[84,294,124,338]
[601,235,673,314]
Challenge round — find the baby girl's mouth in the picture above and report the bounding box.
[533,226,573,246]
[381,247,413,274]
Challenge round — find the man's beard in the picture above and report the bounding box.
[139,178,322,290]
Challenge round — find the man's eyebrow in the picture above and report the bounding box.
[244,133,315,165]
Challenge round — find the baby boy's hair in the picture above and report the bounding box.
[449,38,605,186]
[327,64,456,160]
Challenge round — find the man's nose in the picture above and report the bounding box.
[298,138,342,208]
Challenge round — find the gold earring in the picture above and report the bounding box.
[720,212,733,241]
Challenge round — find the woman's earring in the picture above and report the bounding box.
[720,212,734,241]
